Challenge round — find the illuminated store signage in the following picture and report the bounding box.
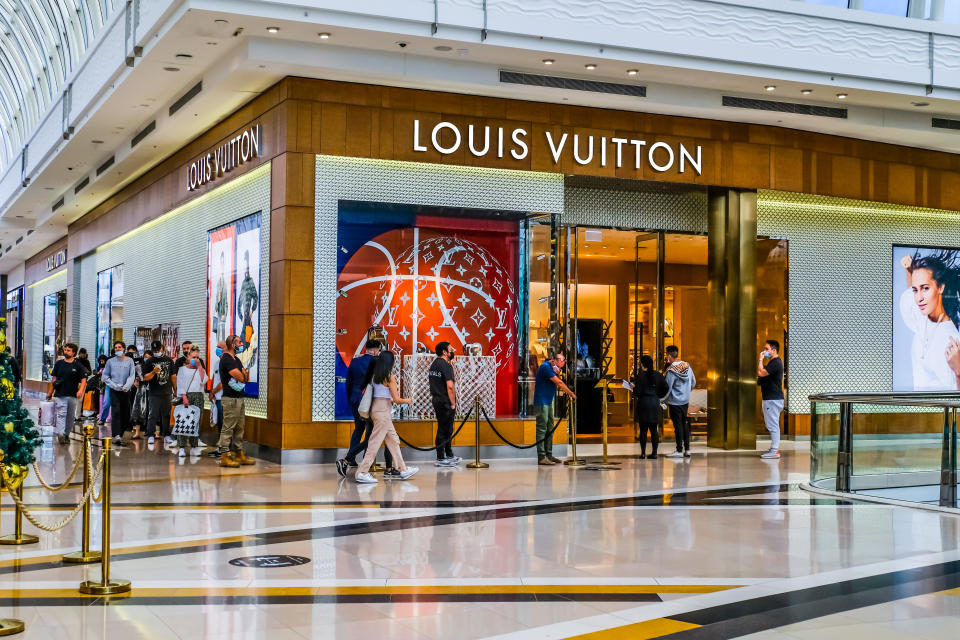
[45,249,66,272]
[187,124,262,192]
[412,119,702,175]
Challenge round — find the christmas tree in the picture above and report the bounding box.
[0,318,41,481]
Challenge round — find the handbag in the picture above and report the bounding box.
[357,383,374,419]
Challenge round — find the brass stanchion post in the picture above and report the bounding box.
[79,438,130,595]
[0,480,39,546]
[466,396,488,469]
[564,394,585,467]
[63,425,101,563]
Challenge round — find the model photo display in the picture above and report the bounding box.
[893,244,960,391]
[206,212,262,396]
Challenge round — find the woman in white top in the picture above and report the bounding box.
[356,351,418,484]
[176,345,209,457]
[900,252,960,390]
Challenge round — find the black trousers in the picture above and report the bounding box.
[638,421,659,455]
[343,417,393,468]
[147,393,172,437]
[668,403,690,452]
[433,402,455,460]
[110,388,132,438]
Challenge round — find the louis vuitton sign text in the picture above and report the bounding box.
[46,249,66,272]
[187,124,262,192]
[412,119,702,175]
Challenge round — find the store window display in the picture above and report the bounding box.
[335,202,522,420]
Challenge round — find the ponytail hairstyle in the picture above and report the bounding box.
[910,249,960,328]
[371,350,395,384]
[640,354,656,386]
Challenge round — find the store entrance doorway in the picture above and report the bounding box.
[564,227,711,443]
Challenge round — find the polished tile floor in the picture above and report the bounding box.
[1,425,958,639]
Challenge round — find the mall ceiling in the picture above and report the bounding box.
[2,1,960,272]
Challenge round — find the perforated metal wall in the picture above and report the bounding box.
[25,270,67,381]
[758,189,960,413]
[72,164,271,417]
[563,183,708,231]
[313,155,564,421]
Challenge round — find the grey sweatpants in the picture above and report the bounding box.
[762,399,783,450]
[54,396,77,437]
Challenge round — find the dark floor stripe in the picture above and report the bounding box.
[659,559,960,639]
[0,593,663,607]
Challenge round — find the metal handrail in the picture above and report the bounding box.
[809,392,960,408]
[810,391,958,507]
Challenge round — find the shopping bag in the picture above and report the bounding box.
[172,404,201,437]
[210,401,218,425]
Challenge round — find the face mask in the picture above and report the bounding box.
[215,348,223,357]
[114,350,123,357]
[762,351,771,358]
[236,345,245,354]
[190,358,198,366]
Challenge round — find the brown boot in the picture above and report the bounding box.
[219,452,240,468]
[235,450,256,466]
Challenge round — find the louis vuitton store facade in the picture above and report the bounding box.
[21,76,960,460]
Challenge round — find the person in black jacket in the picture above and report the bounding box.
[632,354,668,459]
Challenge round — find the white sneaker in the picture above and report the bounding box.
[399,466,419,480]
[147,436,156,445]
[164,436,176,447]
[666,450,684,458]
[190,447,202,457]
[178,448,187,458]
[435,458,454,467]
[355,472,378,484]
[761,449,781,459]
[448,456,462,465]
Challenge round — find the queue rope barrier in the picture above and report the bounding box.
[479,405,563,450]
[395,406,473,452]
[0,453,105,533]
[31,444,85,491]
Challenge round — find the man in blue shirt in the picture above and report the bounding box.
[533,352,576,466]
[337,340,392,476]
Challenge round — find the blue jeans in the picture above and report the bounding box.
[100,388,111,422]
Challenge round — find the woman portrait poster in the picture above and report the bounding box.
[893,245,960,391]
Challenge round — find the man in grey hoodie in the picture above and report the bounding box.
[101,340,136,445]
[662,345,695,458]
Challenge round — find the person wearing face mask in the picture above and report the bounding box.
[101,341,135,446]
[757,339,785,460]
[428,341,461,467]
[206,340,226,456]
[218,334,255,467]
[176,345,209,458]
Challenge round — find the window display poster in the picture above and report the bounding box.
[96,270,112,358]
[893,244,960,391]
[335,202,520,418]
[206,212,261,396]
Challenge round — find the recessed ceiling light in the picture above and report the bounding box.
[585,63,597,70]
[318,32,331,39]
[163,66,180,72]
[434,45,452,51]
[206,41,218,46]
[214,19,228,24]
[764,85,776,91]
[801,89,813,95]
[542,58,554,65]
[836,93,848,99]
[911,101,930,107]
[266,26,279,33]
[627,69,639,75]
[91,139,103,144]
[175,53,193,60]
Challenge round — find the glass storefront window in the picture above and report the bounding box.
[5,287,23,362]
[96,265,124,357]
[756,238,790,429]
[42,291,66,381]
[335,201,526,420]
